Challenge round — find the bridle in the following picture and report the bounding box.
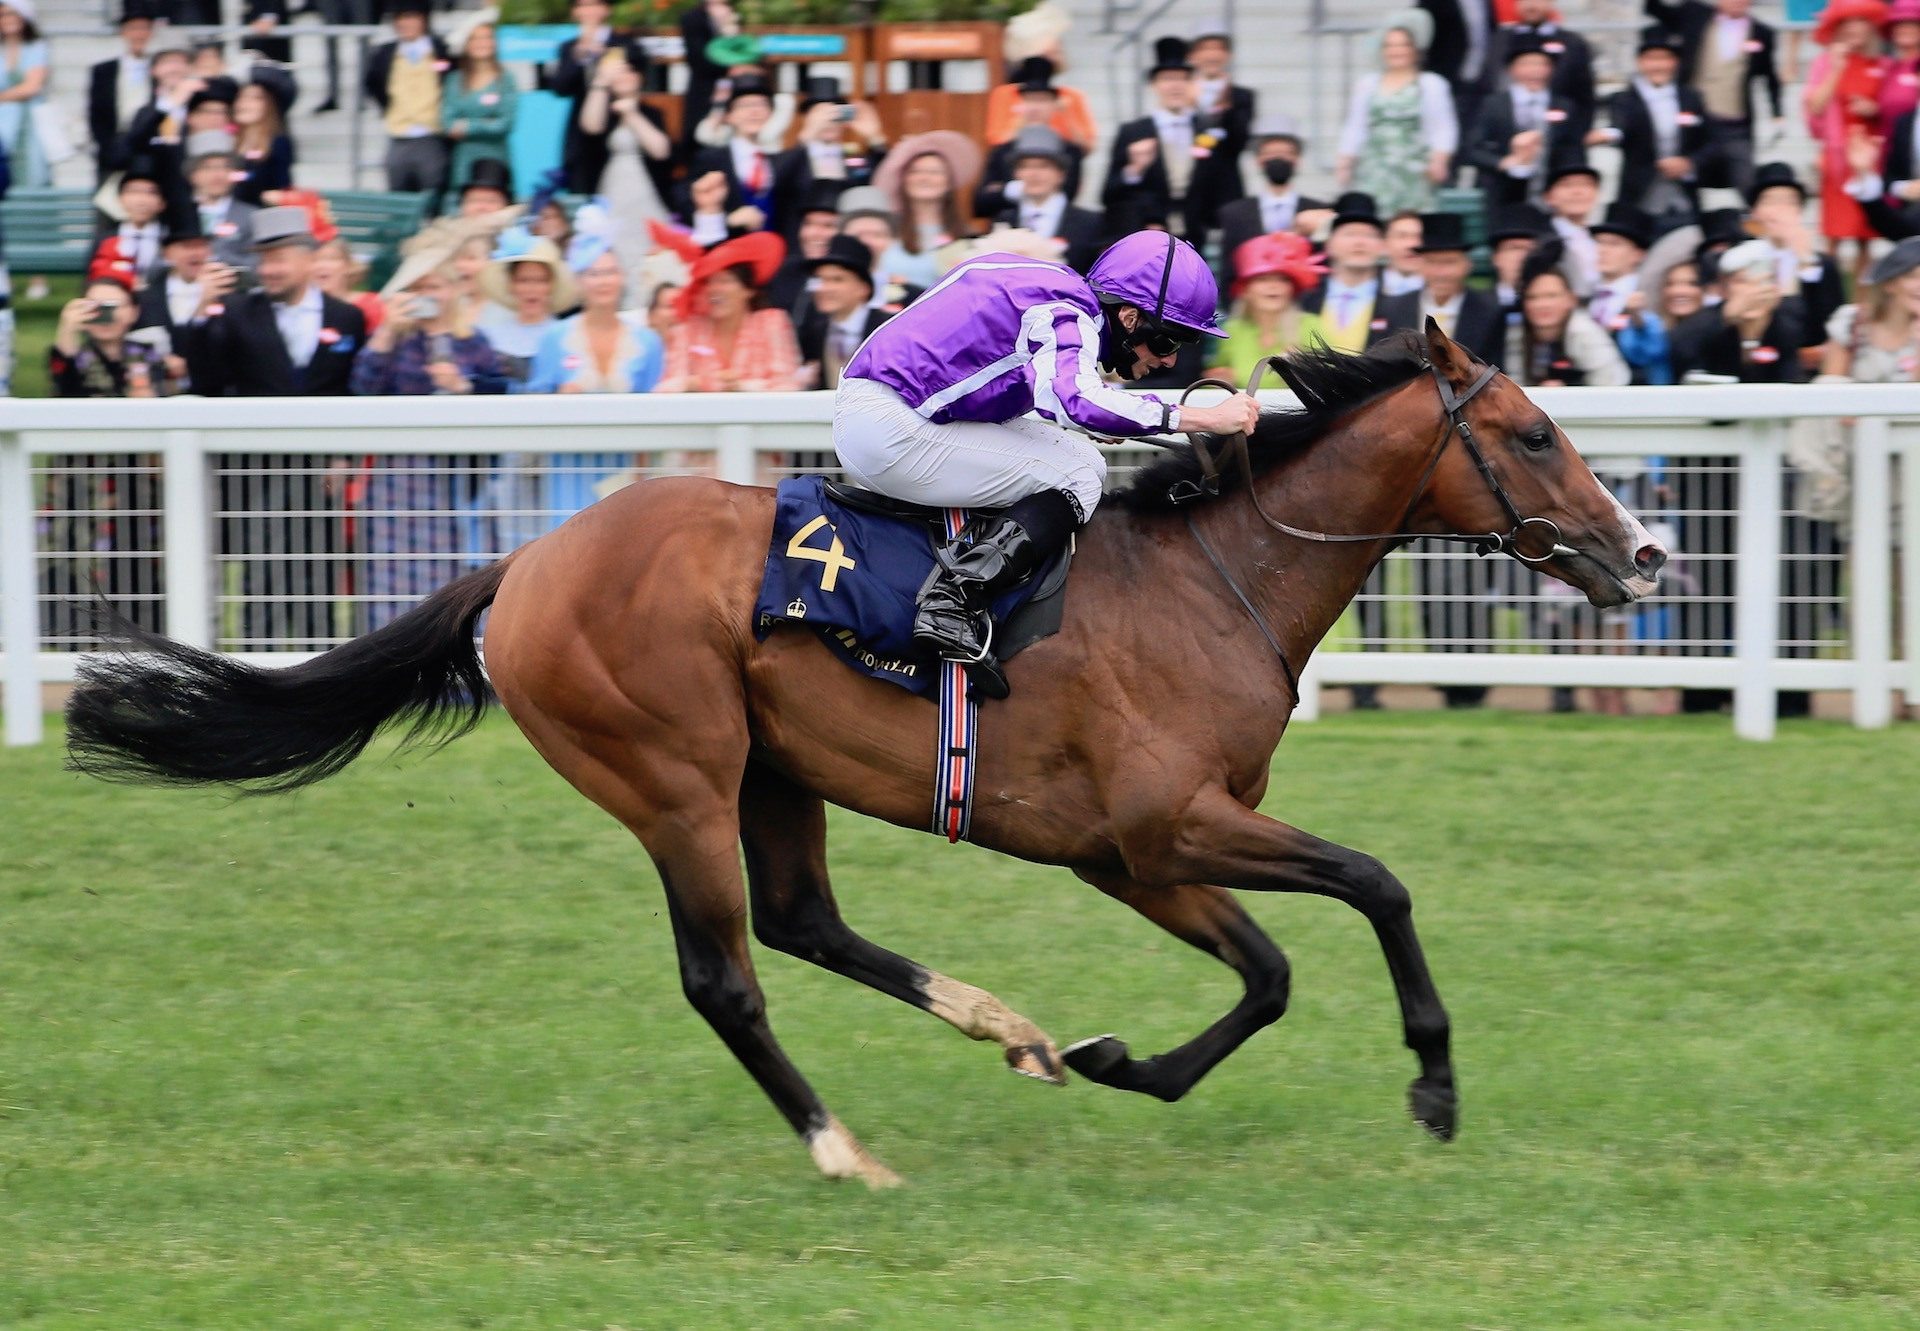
[1171,355,1580,699]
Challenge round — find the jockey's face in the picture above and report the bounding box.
[1116,305,1181,378]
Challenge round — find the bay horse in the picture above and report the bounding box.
[67,326,1665,1187]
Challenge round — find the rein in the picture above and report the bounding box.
[1167,355,1580,698]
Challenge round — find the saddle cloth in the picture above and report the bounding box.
[753,476,1070,696]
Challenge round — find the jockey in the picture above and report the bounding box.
[834,230,1261,697]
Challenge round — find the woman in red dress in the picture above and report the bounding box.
[1806,0,1892,280]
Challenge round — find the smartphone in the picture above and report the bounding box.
[835,105,856,122]
[411,295,442,320]
[87,300,122,325]
[228,267,259,296]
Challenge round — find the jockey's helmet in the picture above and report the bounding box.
[1087,230,1226,377]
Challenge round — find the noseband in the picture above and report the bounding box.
[1171,355,1581,699]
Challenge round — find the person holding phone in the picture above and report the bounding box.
[50,274,168,398]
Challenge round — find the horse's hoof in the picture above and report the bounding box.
[1409,1076,1458,1141]
[1006,1041,1068,1086]
[1062,1034,1131,1085]
[809,1116,905,1188]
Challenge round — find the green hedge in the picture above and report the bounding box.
[498,0,1036,29]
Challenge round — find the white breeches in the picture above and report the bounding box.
[833,376,1108,521]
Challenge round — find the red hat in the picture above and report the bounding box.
[1230,232,1326,300]
[675,230,786,321]
[1817,0,1889,44]
[87,237,139,290]
[272,188,339,246]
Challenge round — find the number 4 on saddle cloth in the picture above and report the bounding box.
[753,476,1074,699]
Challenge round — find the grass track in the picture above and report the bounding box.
[3,711,1917,1328]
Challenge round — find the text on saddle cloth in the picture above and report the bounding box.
[753,476,1069,697]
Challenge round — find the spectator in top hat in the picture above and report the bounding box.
[133,208,211,375]
[1487,203,1552,362]
[1746,161,1845,358]
[1298,191,1392,353]
[1188,31,1256,150]
[1213,115,1329,288]
[985,4,1097,152]
[1643,0,1782,198]
[453,156,515,218]
[366,3,452,201]
[1586,202,1674,384]
[1336,10,1458,216]
[796,234,892,392]
[688,77,809,239]
[544,0,647,194]
[182,204,367,397]
[1589,27,1709,232]
[976,58,1087,203]
[89,0,159,183]
[1379,211,1505,367]
[766,180,844,321]
[442,10,520,200]
[1669,236,1809,382]
[791,78,889,195]
[1104,36,1245,246]
[973,128,1103,275]
[232,71,295,208]
[1543,158,1603,295]
[185,131,255,268]
[1491,0,1595,117]
[1467,33,1589,211]
[95,158,169,282]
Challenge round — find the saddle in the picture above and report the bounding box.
[753,476,1073,697]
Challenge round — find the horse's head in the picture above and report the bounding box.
[1414,320,1665,608]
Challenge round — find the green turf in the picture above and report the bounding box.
[3,710,1916,1328]
[9,275,80,399]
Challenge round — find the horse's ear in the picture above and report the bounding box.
[1423,315,1477,389]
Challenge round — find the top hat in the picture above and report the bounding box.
[799,177,845,218]
[1146,35,1192,79]
[117,0,159,24]
[723,74,775,106]
[163,205,207,244]
[1008,125,1071,169]
[1747,160,1807,204]
[1504,32,1556,63]
[1638,24,1685,55]
[1545,157,1601,189]
[805,233,875,289]
[1488,202,1554,244]
[187,76,239,113]
[459,156,514,200]
[1329,191,1384,232]
[250,204,317,251]
[1015,55,1058,94]
[1590,201,1653,248]
[1694,208,1751,264]
[1413,211,1471,253]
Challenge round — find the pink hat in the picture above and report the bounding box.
[1886,0,1920,26]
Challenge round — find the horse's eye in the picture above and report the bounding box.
[1525,428,1554,453]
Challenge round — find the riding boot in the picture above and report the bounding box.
[913,491,1077,699]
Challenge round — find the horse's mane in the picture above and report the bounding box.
[1114,332,1432,513]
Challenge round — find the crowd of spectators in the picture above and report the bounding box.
[11,1,1920,697]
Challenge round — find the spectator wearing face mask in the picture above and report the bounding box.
[1669,237,1809,382]
[1214,116,1327,288]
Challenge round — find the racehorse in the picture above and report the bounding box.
[67,325,1666,1187]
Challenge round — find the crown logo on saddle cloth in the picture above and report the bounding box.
[787,598,807,619]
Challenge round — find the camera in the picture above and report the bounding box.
[86,300,123,325]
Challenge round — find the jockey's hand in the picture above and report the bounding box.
[1179,391,1260,437]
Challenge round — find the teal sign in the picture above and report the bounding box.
[757,32,849,57]
[497,25,574,65]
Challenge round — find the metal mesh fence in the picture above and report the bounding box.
[17,446,1875,665]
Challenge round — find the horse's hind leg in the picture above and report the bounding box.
[739,761,1066,1085]
[1061,873,1291,1103]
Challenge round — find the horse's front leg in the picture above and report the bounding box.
[1121,790,1457,1140]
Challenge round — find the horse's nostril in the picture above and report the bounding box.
[1636,544,1668,578]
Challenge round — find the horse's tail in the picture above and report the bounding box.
[66,561,509,793]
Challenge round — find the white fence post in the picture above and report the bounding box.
[1905,443,1920,709]
[162,431,214,650]
[1850,418,1893,729]
[1732,435,1782,741]
[715,425,755,487]
[1,433,43,746]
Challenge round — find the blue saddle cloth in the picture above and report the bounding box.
[753,476,1062,696]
